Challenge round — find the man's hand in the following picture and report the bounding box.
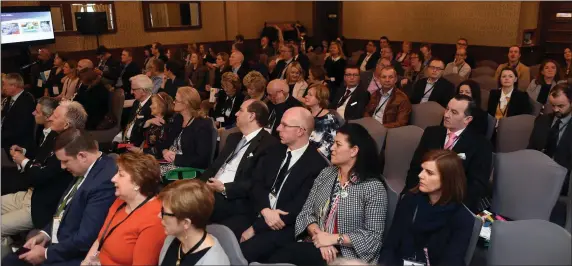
[12,151,26,165]
[206,178,225,193]
[23,233,49,249]
[260,208,288,230]
[19,245,47,265]
[240,226,255,243]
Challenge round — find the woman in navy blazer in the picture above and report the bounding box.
[380,149,474,266]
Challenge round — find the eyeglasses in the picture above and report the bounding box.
[427,66,444,71]
[457,42,467,46]
[161,207,176,218]
[344,73,360,77]
[455,54,466,56]
[173,99,184,104]
[279,122,306,131]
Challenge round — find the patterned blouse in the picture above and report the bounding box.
[310,112,340,159]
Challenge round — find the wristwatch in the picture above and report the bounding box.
[221,186,227,198]
[337,233,344,246]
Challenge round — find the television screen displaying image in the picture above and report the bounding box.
[1,6,55,46]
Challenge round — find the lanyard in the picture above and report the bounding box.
[270,155,296,194]
[97,197,152,252]
[422,83,436,99]
[456,63,465,74]
[314,108,324,118]
[374,90,393,116]
[224,138,253,164]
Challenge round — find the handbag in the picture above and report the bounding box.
[164,167,205,182]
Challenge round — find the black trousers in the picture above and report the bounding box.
[216,214,253,240]
[240,226,295,263]
[1,167,30,195]
[267,241,327,266]
[210,193,250,224]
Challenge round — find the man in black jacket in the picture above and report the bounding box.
[410,58,455,108]
[357,40,381,72]
[292,41,310,79]
[114,74,153,148]
[270,44,295,80]
[28,48,54,100]
[94,45,120,86]
[404,95,493,212]
[204,99,279,223]
[230,51,250,83]
[2,100,85,243]
[265,80,302,137]
[2,73,36,158]
[329,66,371,120]
[116,49,142,128]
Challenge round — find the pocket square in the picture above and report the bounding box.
[247,153,254,158]
[457,153,466,160]
[136,115,144,119]
[350,102,357,106]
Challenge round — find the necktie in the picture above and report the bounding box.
[337,89,352,108]
[225,137,247,164]
[545,119,562,157]
[123,104,142,142]
[444,132,458,150]
[267,109,276,131]
[55,176,84,217]
[272,151,292,195]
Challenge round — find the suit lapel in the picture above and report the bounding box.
[276,148,312,205]
[61,156,105,221]
[237,131,265,168]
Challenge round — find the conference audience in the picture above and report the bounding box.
[229,51,249,82]
[494,45,530,90]
[357,40,380,72]
[448,38,476,68]
[199,44,216,67]
[308,65,329,88]
[135,92,174,156]
[270,44,295,80]
[410,58,456,108]
[213,72,245,129]
[329,66,370,120]
[57,60,80,101]
[143,44,153,72]
[114,75,153,148]
[74,67,110,130]
[158,87,214,176]
[3,128,117,266]
[363,66,412,128]
[380,46,405,76]
[152,42,169,63]
[81,153,164,266]
[379,36,390,49]
[457,80,489,136]
[243,71,268,102]
[396,41,412,70]
[265,79,302,137]
[160,60,189,99]
[443,48,472,80]
[487,67,532,122]
[286,61,309,101]
[292,41,311,77]
[210,52,231,89]
[187,52,209,96]
[77,58,94,72]
[158,179,230,265]
[405,95,493,212]
[381,149,474,266]
[564,47,571,82]
[44,52,65,97]
[304,84,341,158]
[324,41,347,89]
[268,123,387,264]
[526,59,565,104]
[260,36,275,57]
[1,73,36,157]
[149,59,166,94]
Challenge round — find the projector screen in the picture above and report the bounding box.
[1,6,55,46]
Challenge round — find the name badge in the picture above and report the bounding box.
[216,117,225,123]
[51,216,62,244]
[224,108,231,117]
[330,77,335,82]
[403,259,425,266]
[37,79,43,87]
[52,86,59,95]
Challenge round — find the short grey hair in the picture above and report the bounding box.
[60,101,88,129]
[130,74,153,94]
[37,96,58,118]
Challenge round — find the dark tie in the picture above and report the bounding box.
[545,118,562,157]
[267,109,276,131]
[337,89,352,108]
[271,151,292,195]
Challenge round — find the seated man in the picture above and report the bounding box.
[357,40,380,72]
[2,99,84,244]
[113,74,153,150]
[3,129,117,266]
[265,80,302,137]
[329,66,370,121]
[204,99,279,224]
[443,48,472,80]
[410,58,455,108]
[237,107,328,262]
[494,45,530,90]
[528,83,572,194]
[363,66,411,128]
[404,95,493,212]
[1,73,36,159]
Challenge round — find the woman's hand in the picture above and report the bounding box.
[162,150,176,162]
[312,231,337,248]
[127,146,142,153]
[319,246,338,263]
[145,117,165,128]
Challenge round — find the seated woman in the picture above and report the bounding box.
[457,80,488,136]
[158,87,215,176]
[304,84,340,158]
[324,41,347,89]
[158,179,230,265]
[57,59,79,101]
[81,153,165,266]
[199,44,216,67]
[45,52,66,97]
[380,149,474,266]
[526,59,565,105]
[128,92,174,157]
[74,68,110,130]
[286,61,309,102]
[187,52,209,98]
[487,67,532,125]
[148,59,165,94]
[160,60,189,99]
[213,72,245,129]
[396,41,412,71]
[243,70,268,102]
[307,65,330,97]
[209,52,231,89]
[268,123,388,265]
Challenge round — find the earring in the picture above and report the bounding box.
[184,229,189,240]
[134,186,140,191]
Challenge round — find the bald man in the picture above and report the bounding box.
[237,106,329,262]
[30,48,54,99]
[229,51,249,82]
[265,79,302,137]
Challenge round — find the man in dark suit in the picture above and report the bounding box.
[115,48,140,99]
[28,48,54,100]
[265,80,302,137]
[2,73,36,157]
[410,58,455,108]
[381,46,405,76]
[94,45,120,86]
[260,36,275,57]
[239,107,328,262]
[528,83,572,193]
[329,66,370,120]
[270,44,295,80]
[230,51,250,82]
[3,128,117,266]
[292,42,310,79]
[114,74,153,148]
[404,95,493,212]
[357,40,381,72]
[2,100,86,242]
[447,38,476,69]
[204,99,279,223]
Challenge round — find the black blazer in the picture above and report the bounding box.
[270,59,293,80]
[267,96,302,137]
[25,131,73,228]
[250,144,329,233]
[158,115,215,170]
[487,89,532,118]
[467,108,489,137]
[116,62,141,99]
[1,91,36,154]
[202,129,279,201]
[410,78,455,108]
[29,59,54,99]
[160,77,189,99]
[404,126,493,212]
[74,81,110,130]
[329,86,371,121]
[357,52,381,71]
[212,66,231,88]
[233,64,250,83]
[324,57,347,88]
[213,92,245,129]
[44,67,65,97]
[97,56,121,82]
[528,114,572,171]
[124,98,152,146]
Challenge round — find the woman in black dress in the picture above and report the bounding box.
[324,41,347,90]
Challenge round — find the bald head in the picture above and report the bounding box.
[229,51,244,68]
[38,48,51,62]
[77,59,94,71]
[267,79,289,105]
[285,107,315,133]
[277,107,314,148]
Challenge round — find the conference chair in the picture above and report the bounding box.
[348,117,387,153]
[530,97,543,116]
[471,67,496,78]
[480,88,490,111]
[464,205,483,266]
[476,60,499,71]
[383,125,424,192]
[206,224,248,266]
[219,127,241,153]
[443,73,464,88]
[485,114,496,140]
[495,114,536,153]
[471,76,497,91]
[385,182,400,231]
[410,102,444,130]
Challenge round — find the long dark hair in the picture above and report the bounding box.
[457,79,482,107]
[336,123,383,182]
[535,59,562,85]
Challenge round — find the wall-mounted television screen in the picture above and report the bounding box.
[1,6,55,46]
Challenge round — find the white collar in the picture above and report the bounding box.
[446,128,465,138]
[287,141,310,158]
[332,56,342,62]
[244,128,262,142]
[501,88,514,99]
[139,95,151,107]
[346,86,358,93]
[381,88,394,97]
[11,90,24,102]
[43,127,52,136]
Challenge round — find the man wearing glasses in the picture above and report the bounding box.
[270,44,295,80]
[444,48,472,80]
[329,66,370,120]
[410,58,455,108]
[448,38,476,69]
[357,41,380,72]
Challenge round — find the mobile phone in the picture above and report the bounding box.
[16,247,30,256]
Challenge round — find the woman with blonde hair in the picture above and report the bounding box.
[286,61,309,102]
[303,84,340,158]
[157,86,215,175]
[243,71,268,102]
[57,59,80,100]
[324,41,347,89]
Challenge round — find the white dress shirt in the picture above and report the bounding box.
[216,128,262,184]
[270,142,309,208]
[336,86,358,119]
[19,127,52,171]
[360,53,373,72]
[421,79,438,103]
[125,95,151,140]
[499,89,514,111]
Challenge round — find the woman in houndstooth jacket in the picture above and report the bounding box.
[268,123,388,265]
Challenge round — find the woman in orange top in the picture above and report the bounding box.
[81,153,166,266]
